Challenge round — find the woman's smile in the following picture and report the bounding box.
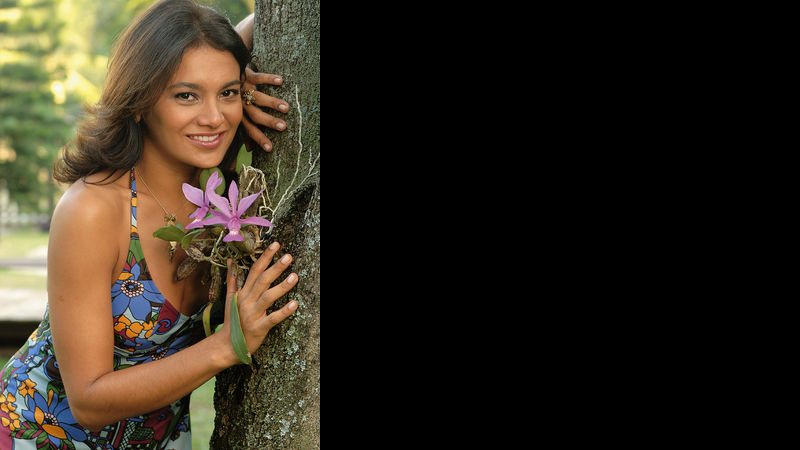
[187,131,227,148]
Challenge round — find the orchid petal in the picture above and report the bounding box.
[240,216,273,228]
[237,190,263,215]
[188,206,209,220]
[201,212,229,226]
[206,170,223,193]
[185,218,206,230]
[182,183,206,207]
[207,190,231,219]
[223,218,243,242]
[228,181,240,215]
[223,233,244,242]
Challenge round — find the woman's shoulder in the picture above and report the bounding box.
[53,170,130,230]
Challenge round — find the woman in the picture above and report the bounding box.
[0,0,298,448]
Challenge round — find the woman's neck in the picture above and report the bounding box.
[135,157,199,216]
[137,154,198,186]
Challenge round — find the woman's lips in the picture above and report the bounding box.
[187,132,225,148]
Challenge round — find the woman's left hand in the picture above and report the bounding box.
[242,67,291,152]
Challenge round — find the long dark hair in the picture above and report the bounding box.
[54,0,250,183]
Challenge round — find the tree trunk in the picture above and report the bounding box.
[210,0,320,448]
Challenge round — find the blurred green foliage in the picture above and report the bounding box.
[0,0,253,213]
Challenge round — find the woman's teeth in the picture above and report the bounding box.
[190,134,220,142]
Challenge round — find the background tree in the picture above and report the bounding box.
[211,0,320,448]
[0,0,73,213]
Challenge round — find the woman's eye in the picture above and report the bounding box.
[221,89,240,98]
[176,92,196,101]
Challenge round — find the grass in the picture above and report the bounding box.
[192,378,216,449]
[0,267,47,290]
[1,356,216,448]
[0,228,49,259]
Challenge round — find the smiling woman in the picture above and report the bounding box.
[0,1,299,448]
[141,46,244,172]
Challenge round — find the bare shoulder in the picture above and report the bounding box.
[55,172,127,223]
[50,170,129,261]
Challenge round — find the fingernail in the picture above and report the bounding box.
[288,301,298,310]
[270,242,279,250]
[274,77,283,84]
[263,143,272,152]
[279,103,289,112]
[287,273,297,284]
[276,122,286,130]
[281,254,292,264]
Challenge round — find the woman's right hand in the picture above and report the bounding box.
[221,242,299,360]
[241,67,290,152]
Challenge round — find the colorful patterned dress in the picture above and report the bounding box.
[1,168,205,450]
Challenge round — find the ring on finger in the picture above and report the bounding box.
[242,89,256,106]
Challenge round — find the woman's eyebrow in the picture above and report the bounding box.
[167,80,242,90]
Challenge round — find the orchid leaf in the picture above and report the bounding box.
[203,304,213,337]
[180,229,203,249]
[200,167,226,195]
[230,293,252,365]
[153,225,185,242]
[236,145,252,175]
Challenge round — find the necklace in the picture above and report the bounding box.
[136,166,179,261]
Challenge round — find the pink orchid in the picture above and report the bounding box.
[205,180,272,242]
[182,171,223,230]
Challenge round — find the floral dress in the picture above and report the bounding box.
[1,169,205,450]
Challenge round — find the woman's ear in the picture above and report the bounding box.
[135,114,142,124]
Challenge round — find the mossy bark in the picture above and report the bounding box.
[210,0,320,448]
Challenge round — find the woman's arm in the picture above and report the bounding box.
[235,14,255,51]
[48,184,298,431]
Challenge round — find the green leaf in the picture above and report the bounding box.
[200,167,226,195]
[153,225,185,242]
[236,145,252,175]
[230,293,252,365]
[180,229,203,249]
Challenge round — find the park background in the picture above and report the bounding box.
[1,1,256,447]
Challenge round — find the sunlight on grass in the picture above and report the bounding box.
[192,378,216,449]
[0,228,49,259]
[0,268,47,290]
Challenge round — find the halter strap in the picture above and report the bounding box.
[130,167,140,240]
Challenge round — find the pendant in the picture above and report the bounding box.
[166,214,178,262]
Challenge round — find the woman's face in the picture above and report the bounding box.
[143,45,243,170]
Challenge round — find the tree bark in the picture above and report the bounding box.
[210,0,320,448]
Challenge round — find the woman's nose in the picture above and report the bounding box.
[198,101,224,128]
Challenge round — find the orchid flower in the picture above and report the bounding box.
[205,180,272,242]
[183,171,223,230]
